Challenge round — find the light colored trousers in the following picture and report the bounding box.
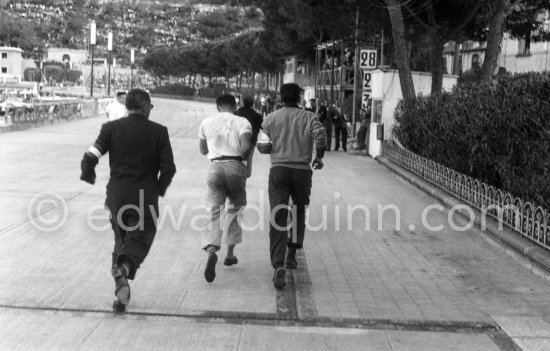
[201,160,247,250]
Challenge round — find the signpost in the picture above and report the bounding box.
[361,91,371,109]
[359,50,377,70]
[359,50,376,109]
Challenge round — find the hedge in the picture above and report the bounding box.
[392,72,550,208]
[151,83,196,96]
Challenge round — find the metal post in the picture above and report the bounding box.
[90,21,96,97]
[330,41,335,104]
[90,45,94,97]
[107,53,111,96]
[107,31,113,96]
[381,29,385,67]
[351,4,360,135]
[314,44,318,98]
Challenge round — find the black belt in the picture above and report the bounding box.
[211,156,243,162]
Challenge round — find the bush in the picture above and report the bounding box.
[393,72,550,208]
[63,70,82,83]
[44,66,64,83]
[198,86,227,99]
[151,83,196,96]
[457,65,481,85]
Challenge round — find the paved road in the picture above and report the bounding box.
[1,98,549,350]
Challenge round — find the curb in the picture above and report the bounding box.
[376,156,550,283]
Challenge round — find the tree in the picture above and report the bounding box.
[396,0,481,94]
[0,12,41,52]
[386,0,416,105]
[480,0,550,81]
[481,0,512,81]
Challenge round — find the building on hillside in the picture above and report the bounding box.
[46,48,88,69]
[0,47,38,99]
[0,47,24,82]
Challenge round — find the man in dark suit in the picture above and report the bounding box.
[332,101,348,151]
[80,89,176,312]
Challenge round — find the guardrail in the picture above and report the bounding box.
[0,98,113,128]
[382,139,550,251]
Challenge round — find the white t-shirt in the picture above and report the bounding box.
[105,101,127,121]
[199,112,252,160]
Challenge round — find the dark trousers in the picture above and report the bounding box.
[324,120,333,150]
[334,125,348,151]
[268,166,312,268]
[356,120,369,150]
[109,206,156,280]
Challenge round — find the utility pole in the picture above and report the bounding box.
[330,41,335,103]
[130,48,134,90]
[351,4,360,136]
[90,21,96,97]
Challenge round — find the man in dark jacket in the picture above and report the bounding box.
[80,89,176,312]
[332,101,348,151]
[235,96,263,177]
[316,98,328,125]
[235,96,263,145]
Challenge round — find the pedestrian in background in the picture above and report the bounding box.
[306,98,316,113]
[80,89,176,312]
[325,100,337,151]
[355,105,371,151]
[317,98,328,125]
[199,94,253,283]
[235,96,264,177]
[258,83,327,289]
[105,91,127,121]
[332,101,348,152]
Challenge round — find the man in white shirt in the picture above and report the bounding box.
[105,91,127,121]
[198,94,253,283]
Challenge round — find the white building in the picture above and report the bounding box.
[0,47,24,83]
[445,34,550,75]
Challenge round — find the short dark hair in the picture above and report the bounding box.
[243,96,254,108]
[125,89,150,110]
[116,91,127,97]
[280,83,301,104]
[216,94,237,108]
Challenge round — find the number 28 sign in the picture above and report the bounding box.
[359,50,377,69]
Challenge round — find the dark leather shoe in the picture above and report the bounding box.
[205,252,218,282]
[111,265,130,305]
[223,256,238,266]
[113,299,126,313]
[285,251,297,269]
[273,267,286,289]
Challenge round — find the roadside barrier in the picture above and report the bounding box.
[0,98,113,130]
[382,139,550,251]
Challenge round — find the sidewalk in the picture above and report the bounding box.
[1,98,549,350]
